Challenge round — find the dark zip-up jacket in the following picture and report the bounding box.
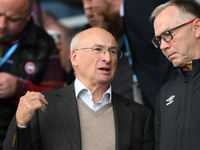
[0,18,63,149]
[155,59,200,150]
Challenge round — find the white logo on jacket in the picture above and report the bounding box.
[166,95,175,106]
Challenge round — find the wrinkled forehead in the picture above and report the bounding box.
[154,6,182,35]
[79,29,118,48]
[0,0,31,15]
[92,0,109,9]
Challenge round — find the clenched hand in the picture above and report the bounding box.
[0,72,17,98]
[16,91,48,126]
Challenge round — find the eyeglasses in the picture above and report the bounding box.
[75,46,123,59]
[152,18,197,48]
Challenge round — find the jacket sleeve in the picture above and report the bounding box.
[3,109,42,150]
[11,50,64,104]
[155,92,161,150]
[142,108,155,150]
[3,116,32,150]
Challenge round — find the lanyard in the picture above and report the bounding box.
[0,44,2,58]
[124,34,133,67]
[124,34,137,80]
[0,43,19,67]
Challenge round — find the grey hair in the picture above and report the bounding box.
[70,32,81,52]
[150,0,200,21]
[69,32,82,76]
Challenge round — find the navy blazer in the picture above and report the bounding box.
[4,83,154,150]
[123,0,177,109]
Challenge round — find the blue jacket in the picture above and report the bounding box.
[123,0,177,109]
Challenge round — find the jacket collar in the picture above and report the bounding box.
[54,83,133,150]
[19,18,40,46]
[54,84,82,150]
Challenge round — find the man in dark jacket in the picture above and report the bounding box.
[122,0,178,110]
[3,27,154,150]
[150,0,200,149]
[0,0,64,149]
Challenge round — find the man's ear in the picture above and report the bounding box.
[71,49,78,67]
[27,14,31,22]
[26,7,33,22]
[193,18,200,38]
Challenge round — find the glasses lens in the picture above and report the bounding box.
[93,46,104,52]
[152,37,160,48]
[161,31,173,42]
[109,48,117,55]
[117,50,123,59]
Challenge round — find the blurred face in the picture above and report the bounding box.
[71,28,118,87]
[0,0,31,42]
[45,23,72,73]
[154,5,197,69]
[83,0,110,29]
[92,0,121,22]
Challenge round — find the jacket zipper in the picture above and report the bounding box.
[181,81,189,150]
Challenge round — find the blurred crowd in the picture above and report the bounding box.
[1,0,200,149]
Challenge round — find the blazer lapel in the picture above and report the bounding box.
[112,92,133,150]
[54,84,81,150]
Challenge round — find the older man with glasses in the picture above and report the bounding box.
[152,18,197,48]
[3,27,154,150]
[150,0,200,149]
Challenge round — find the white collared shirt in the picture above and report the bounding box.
[74,78,112,111]
[120,0,124,17]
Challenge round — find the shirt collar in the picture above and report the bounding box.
[74,78,112,110]
[75,78,112,98]
[120,0,124,17]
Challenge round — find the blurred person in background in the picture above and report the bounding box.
[83,0,135,101]
[39,0,84,19]
[41,10,76,86]
[0,0,64,148]
[121,0,176,110]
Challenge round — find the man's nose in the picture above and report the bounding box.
[102,49,112,62]
[160,39,171,50]
[0,16,7,29]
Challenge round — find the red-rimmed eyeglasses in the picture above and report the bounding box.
[152,18,197,48]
